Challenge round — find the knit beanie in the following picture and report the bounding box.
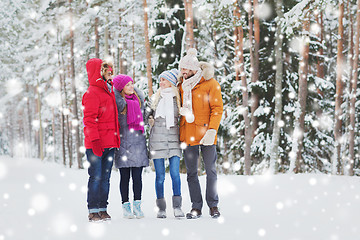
[179,48,200,71]
[113,74,133,92]
[159,69,179,86]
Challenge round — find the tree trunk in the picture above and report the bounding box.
[69,0,82,169]
[334,2,344,175]
[52,108,56,162]
[118,9,124,74]
[290,8,310,173]
[184,0,195,49]
[143,0,153,96]
[104,16,110,57]
[270,0,284,174]
[349,0,360,176]
[25,84,33,157]
[61,108,66,165]
[8,107,14,158]
[36,80,44,161]
[345,0,353,174]
[67,115,73,168]
[234,2,252,175]
[316,12,325,81]
[95,17,100,58]
[56,0,66,165]
[132,23,136,81]
[251,0,260,138]
[58,51,67,166]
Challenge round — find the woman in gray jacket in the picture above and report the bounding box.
[113,74,149,219]
[147,69,184,218]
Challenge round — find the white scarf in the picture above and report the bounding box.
[155,88,175,129]
[180,69,203,123]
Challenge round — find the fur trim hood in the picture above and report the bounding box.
[178,61,215,84]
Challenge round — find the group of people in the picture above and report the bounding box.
[82,48,223,222]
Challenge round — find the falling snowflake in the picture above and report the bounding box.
[243,205,251,213]
[161,228,170,236]
[309,178,317,186]
[276,202,284,210]
[31,193,50,212]
[258,228,266,237]
[36,174,46,183]
[69,183,77,191]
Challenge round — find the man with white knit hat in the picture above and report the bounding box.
[178,48,223,219]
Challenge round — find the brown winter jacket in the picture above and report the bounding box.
[179,62,223,146]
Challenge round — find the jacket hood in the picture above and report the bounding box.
[86,58,103,86]
[199,62,214,80]
[178,61,215,83]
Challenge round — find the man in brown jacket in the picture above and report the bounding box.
[178,48,223,219]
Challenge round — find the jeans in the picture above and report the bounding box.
[119,167,143,203]
[184,145,218,210]
[86,148,114,213]
[153,155,181,199]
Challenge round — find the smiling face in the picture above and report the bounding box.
[180,68,197,80]
[122,80,134,95]
[159,77,172,89]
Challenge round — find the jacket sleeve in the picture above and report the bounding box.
[208,80,223,131]
[82,91,100,142]
[114,90,126,114]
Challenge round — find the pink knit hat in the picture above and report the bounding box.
[113,74,133,92]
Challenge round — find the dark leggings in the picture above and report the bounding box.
[119,167,143,203]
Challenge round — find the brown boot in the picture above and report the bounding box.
[186,208,202,219]
[99,211,111,221]
[88,212,102,222]
[209,207,220,218]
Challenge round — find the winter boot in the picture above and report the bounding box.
[186,208,202,219]
[122,202,135,219]
[156,198,167,218]
[209,206,220,218]
[88,212,102,222]
[99,211,111,221]
[172,196,185,218]
[133,200,144,218]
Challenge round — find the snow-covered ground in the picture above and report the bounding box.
[0,156,359,240]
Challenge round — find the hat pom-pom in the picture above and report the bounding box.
[187,48,197,56]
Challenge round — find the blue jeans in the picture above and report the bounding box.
[86,148,114,213]
[153,155,181,199]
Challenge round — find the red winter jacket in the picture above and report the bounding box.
[82,58,120,149]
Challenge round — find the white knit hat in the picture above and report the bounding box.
[159,69,179,86]
[179,48,200,71]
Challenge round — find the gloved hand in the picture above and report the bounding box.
[199,129,217,146]
[148,116,155,127]
[92,139,104,157]
[180,107,195,123]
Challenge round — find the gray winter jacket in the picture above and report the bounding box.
[114,87,149,168]
[147,91,181,160]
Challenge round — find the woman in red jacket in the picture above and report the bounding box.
[82,58,120,222]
